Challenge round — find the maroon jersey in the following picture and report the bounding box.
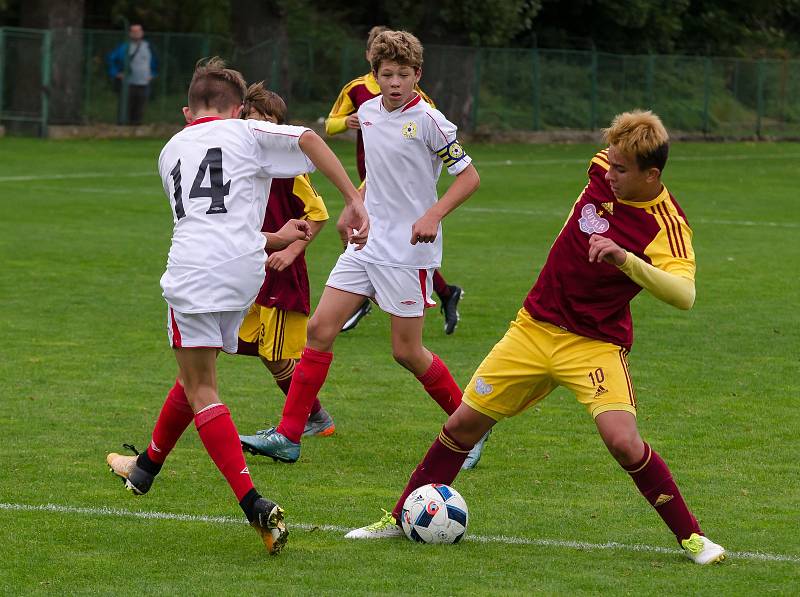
[255,175,329,315]
[524,149,695,350]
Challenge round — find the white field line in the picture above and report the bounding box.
[0,151,798,184]
[1,502,797,564]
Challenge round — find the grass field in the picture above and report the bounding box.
[1,136,798,595]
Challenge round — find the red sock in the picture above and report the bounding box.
[146,380,195,464]
[194,403,254,501]
[276,348,332,443]
[625,442,702,543]
[392,427,472,520]
[273,360,323,416]
[417,353,462,415]
[433,270,450,298]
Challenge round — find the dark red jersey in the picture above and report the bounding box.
[255,175,329,315]
[524,149,696,350]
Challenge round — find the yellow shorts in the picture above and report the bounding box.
[238,304,308,361]
[463,308,637,421]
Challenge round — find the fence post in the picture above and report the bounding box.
[590,48,598,129]
[0,28,5,118]
[756,59,765,138]
[702,56,711,134]
[160,33,170,121]
[83,30,93,123]
[645,53,655,108]
[470,48,482,131]
[532,47,540,130]
[41,29,52,137]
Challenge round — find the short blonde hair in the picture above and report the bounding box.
[370,30,423,72]
[603,110,670,171]
[242,82,287,124]
[188,56,247,113]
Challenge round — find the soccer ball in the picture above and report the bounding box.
[400,483,468,544]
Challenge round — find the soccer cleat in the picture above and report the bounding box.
[341,299,371,332]
[302,407,336,437]
[240,427,300,463]
[251,498,288,555]
[461,429,491,470]
[106,452,155,495]
[344,509,404,540]
[681,533,726,565]
[440,285,463,335]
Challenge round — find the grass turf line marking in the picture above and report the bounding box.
[1,502,797,564]
[1,152,799,183]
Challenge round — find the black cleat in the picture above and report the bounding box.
[440,285,463,335]
[251,498,288,555]
[341,299,371,332]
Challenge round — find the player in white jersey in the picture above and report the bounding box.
[238,31,487,469]
[105,57,368,555]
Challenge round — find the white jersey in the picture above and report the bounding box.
[350,94,471,269]
[157,117,313,313]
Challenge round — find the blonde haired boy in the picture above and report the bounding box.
[346,110,726,566]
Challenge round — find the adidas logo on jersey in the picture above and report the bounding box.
[593,384,608,398]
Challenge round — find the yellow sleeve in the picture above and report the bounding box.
[416,85,435,109]
[292,174,329,222]
[643,199,696,281]
[618,253,695,310]
[325,83,357,136]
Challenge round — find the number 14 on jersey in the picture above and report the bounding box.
[170,147,231,219]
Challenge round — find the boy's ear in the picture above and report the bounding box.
[182,106,193,124]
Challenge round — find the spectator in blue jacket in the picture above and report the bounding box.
[107,23,158,125]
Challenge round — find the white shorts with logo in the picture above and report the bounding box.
[326,252,436,318]
[166,306,248,354]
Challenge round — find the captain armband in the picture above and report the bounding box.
[435,139,467,167]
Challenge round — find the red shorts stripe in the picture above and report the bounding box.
[170,308,183,348]
[418,269,436,308]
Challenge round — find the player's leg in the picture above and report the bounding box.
[432,270,463,335]
[243,285,367,461]
[389,314,462,415]
[561,338,725,564]
[176,345,287,553]
[346,308,554,538]
[594,411,725,563]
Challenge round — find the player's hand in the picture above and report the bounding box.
[342,200,369,250]
[410,213,440,245]
[588,234,627,266]
[267,248,299,272]
[345,114,360,129]
[268,219,311,250]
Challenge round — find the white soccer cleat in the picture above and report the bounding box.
[344,510,404,539]
[681,533,726,565]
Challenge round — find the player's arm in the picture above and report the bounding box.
[588,234,696,310]
[264,219,311,250]
[268,175,329,271]
[411,164,480,245]
[325,86,357,135]
[298,131,368,248]
[267,219,326,272]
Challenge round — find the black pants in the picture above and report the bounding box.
[117,84,149,125]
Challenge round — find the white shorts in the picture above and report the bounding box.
[325,252,436,318]
[166,306,248,354]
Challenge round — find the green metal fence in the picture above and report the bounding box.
[2,25,800,137]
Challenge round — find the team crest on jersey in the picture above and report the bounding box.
[474,377,493,396]
[402,121,418,139]
[578,203,610,234]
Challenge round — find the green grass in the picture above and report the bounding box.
[0,137,798,595]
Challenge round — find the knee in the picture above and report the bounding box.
[306,315,336,349]
[604,432,644,465]
[392,346,425,373]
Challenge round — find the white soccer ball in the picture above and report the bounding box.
[400,483,468,544]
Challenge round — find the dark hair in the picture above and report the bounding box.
[187,56,247,113]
